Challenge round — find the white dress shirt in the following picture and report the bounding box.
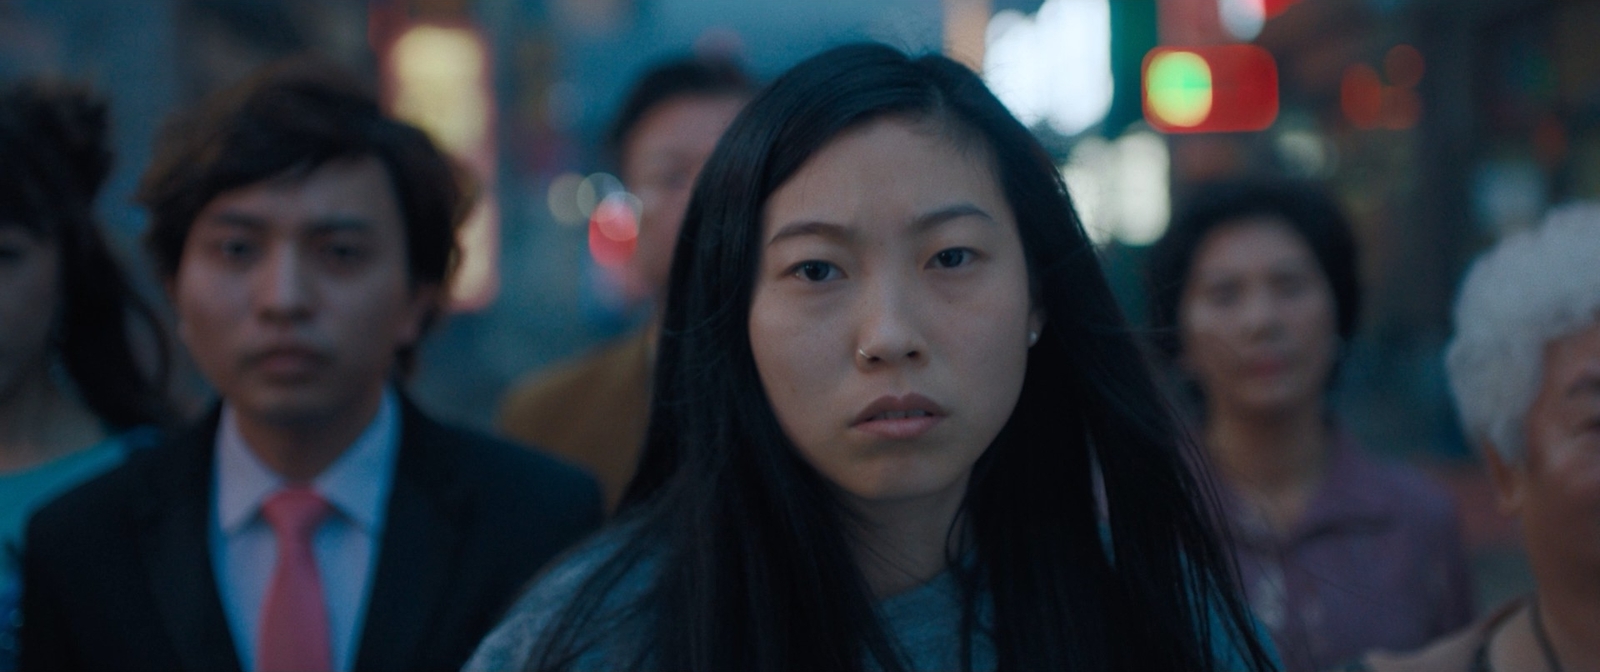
[209,390,401,672]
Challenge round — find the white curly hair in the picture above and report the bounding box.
[1445,203,1600,461]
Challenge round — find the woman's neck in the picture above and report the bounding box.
[848,478,969,599]
[0,363,105,472]
[1205,401,1330,532]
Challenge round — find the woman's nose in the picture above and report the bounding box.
[853,280,926,368]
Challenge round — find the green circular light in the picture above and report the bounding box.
[1147,51,1213,127]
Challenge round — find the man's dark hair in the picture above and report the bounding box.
[1146,180,1362,366]
[138,56,468,288]
[136,56,469,370]
[604,54,757,166]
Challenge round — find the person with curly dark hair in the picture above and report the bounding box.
[0,78,175,672]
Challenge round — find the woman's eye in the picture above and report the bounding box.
[931,248,973,269]
[791,260,839,282]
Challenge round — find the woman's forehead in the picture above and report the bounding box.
[763,120,1009,230]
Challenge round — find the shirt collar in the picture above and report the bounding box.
[215,389,402,535]
[1220,429,1394,547]
[1293,431,1394,531]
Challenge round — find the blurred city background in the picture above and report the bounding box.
[2,0,1589,606]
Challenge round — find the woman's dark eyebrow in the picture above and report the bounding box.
[766,220,852,247]
[911,202,995,232]
[767,203,996,247]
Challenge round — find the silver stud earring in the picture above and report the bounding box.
[1028,331,1039,347]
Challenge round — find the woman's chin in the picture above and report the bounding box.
[1229,384,1322,418]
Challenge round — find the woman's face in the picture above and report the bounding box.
[1179,218,1338,418]
[0,225,60,397]
[749,118,1041,512]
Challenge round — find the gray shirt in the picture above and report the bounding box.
[465,526,995,672]
[467,525,1269,672]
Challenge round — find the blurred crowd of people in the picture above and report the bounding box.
[1,37,1597,672]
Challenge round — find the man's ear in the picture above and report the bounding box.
[1482,441,1527,516]
[400,283,443,346]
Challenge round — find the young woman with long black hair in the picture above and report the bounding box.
[0,79,174,671]
[470,43,1277,672]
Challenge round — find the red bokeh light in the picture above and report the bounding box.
[1341,64,1384,129]
[1263,0,1299,18]
[1343,47,1425,130]
[1384,45,1426,89]
[587,196,639,270]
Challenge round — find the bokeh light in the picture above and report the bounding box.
[575,172,624,217]
[547,172,587,226]
[1147,51,1213,128]
[1384,44,1426,89]
[983,0,1113,136]
[384,21,499,311]
[1342,52,1422,131]
[588,191,640,270]
[1219,0,1266,42]
[391,26,489,155]
[1275,128,1336,178]
[1060,131,1170,246]
[1341,63,1383,128]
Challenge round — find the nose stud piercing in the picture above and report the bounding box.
[857,348,871,361]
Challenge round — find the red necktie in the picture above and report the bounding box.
[257,487,334,672]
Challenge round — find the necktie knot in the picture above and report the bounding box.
[261,487,330,541]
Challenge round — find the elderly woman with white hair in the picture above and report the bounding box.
[1359,206,1600,672]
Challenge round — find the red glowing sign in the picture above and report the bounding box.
[1143,44,1278,134]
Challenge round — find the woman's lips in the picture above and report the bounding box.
[851,393,947,440]
[853,413,943,440]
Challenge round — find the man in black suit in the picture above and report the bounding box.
[19,58,603,672]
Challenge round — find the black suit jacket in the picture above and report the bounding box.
[19,398,604,672]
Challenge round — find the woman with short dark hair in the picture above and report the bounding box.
[1146,181,1473,671]
[470,43,1276,672]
